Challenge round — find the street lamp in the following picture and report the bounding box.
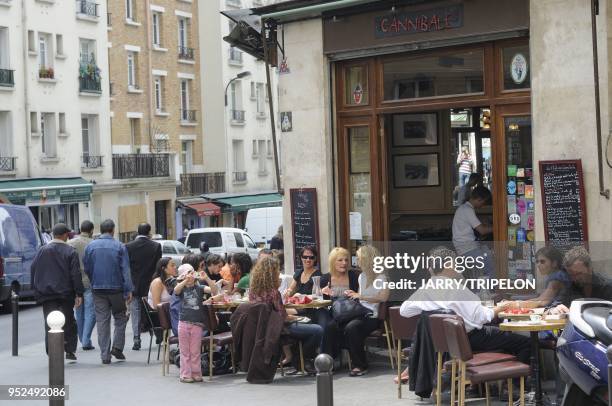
[224,71,251,106]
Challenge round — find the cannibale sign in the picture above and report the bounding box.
[375,5,464,38]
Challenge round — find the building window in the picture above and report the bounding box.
[180,79,190,120]
[37,34,53,78]
[252,140,258,157]
[38,35,48,69]
[232,140,245,176]
[129,118,139,152]
[180,140,193,173]
[152,12,161,46]
[250,81,255,100]
[177,18,187,49]
[79,38,96,64]
[125,0,134,21]
[0,111,13,161]
[81,115,100,167]
[27,30,35,53]
[55,34,64,56]
[30,112,38,134]
[154,77,163,112]
[127,51,136,87]
[58,113,66,135]
[41,113,56,158]
[256,82,265,115]
[267,140,273,157]
[258,140,266,174]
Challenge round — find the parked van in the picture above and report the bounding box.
[0,204,42,312]
[244,207,282,248]
[185,227,259,262]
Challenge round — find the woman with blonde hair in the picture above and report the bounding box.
[249,257,323,372]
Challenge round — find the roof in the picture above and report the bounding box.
[0,177,93,192]
[215,193,282,212]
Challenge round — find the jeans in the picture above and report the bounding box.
[286,322,324,359]
[178,321,203,379]
[311,308,334,356]
[459,172,470,186]
[43,298,78,355]
[74,288,96,348]
[93,291,128,362]
[130,297,142,339]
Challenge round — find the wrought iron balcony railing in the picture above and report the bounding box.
[112,153,170,179]
[177,173,225,197]
[230,109,245,123]
[178,46,194,60]
[79,76,101,93]
[233,171,247,183]
[180,109,197,123]
[82,155,103,169]
[77,0,99,17]
[0,69,14,87]
[0,156,16,171]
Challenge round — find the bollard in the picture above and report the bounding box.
[315,354,334,406]
[607,345,612,406]
[47,311,65,406]
[11,291,18,356]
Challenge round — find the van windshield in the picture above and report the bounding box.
[186,232,222,249]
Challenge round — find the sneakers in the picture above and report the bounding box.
[82,345,95,351]
[65,352,77,361]
[132,337,141,351]
[192,376,203,382]
[180,377,194,383]
[111,348,126,361]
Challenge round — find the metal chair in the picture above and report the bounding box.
[365,302,395,369]
[388,306,419,399]
[157,302,178,376]
[202,304,235,380]
[141,297,163,364]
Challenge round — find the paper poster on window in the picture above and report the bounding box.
[349,212,362,240]
[524,185,534,199]
[507,195,517,214]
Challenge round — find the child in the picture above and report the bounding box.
[174,264,206,383]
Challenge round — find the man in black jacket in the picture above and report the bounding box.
[125,223,162,350]
[31,223,84,360]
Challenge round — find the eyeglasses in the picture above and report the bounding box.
[302,256,315,260]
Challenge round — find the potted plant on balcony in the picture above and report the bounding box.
[39,67,54,79]
[79,54,101,82]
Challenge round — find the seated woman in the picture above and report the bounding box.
[510,246,570,309]
[230,253,253,295]
[343,245,389,377]
[148,257,177,308]
[320,247,360,361]
[249,256,323,372]
[284,246,322,297]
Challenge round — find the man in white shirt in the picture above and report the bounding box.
[400,247,530,364]
[452,185,493,278]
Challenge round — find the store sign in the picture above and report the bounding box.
[375,5,463,38]
[5,187,91,206]
[510,53,528,84]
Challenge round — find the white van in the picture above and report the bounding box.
[185,227,259,262]
[244,207,282,248]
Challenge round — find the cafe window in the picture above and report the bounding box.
[348,126,372,247]
[344,65,369,106]
[502,44,530,91]
[383,49,484,101]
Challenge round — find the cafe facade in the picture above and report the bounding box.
[245,0,612,274]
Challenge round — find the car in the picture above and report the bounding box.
[0,204,42,313]
[185,227,259,262]
[244,207,282,248]
[154,240,192,263]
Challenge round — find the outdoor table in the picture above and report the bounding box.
[499,319,567,406]
[211,299,332,311]
[499,312,537,321]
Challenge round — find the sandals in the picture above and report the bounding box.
[393,371,409,384]
[349,368,368,377]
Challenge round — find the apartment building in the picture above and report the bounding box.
[0,0,112,232]
[196,0,281,230]
[105,0,205,240]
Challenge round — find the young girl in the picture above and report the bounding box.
[173,263,206,383]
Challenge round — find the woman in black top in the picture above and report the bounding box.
[284,246,322,296]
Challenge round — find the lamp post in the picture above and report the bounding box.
[224,70,251,107]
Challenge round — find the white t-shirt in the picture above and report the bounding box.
[452,201,481,255]
[358,273,387,318]
[399,275,494,332]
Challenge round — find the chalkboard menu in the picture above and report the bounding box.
[290,188,320,270]
[539,160,589,244]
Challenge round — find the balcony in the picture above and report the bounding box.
[177,172,225,197]
[228,48,243,65]
[76,0,99,18]
[178,46,194,61]
[82,154,103,169]
[230,109,245,124]
[79,76,101,94]
[180,109,197,123]
[0,69,14,87]
[112,153,170,179]
[79,60,101,94]
[233,171,247,184]
[0,157,16,171]
[38,66,55,80]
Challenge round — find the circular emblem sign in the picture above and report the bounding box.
[507,180,517,195]
[352,83,363,104]
[510,53,528,84]
[509,213,521,225]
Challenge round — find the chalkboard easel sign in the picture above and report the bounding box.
[290,188,320,271]
[539,159,589,244]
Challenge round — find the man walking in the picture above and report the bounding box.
[84,219,133,364]
[125,223,162,350]
[68,220,96,351]
[31,223,84,361]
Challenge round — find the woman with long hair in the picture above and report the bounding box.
[249,257,323,371]
[147,257,177,307]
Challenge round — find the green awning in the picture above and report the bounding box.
[215,193,282,212]
[0,177,93,206]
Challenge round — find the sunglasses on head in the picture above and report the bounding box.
[302,255,315,260]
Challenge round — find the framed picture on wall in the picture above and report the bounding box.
[393,153,440,188]
[392,113,438,146]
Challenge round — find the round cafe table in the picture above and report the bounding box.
[212,299,332,311]
[499,319,567,406]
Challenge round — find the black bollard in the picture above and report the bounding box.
[315,354,334,406]
[607,345,612,406]
[47,311,65,406]
[11,291,18,356]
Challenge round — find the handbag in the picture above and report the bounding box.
[331,296,371,324]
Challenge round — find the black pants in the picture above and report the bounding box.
[469,325,531,364]
[42,298,77,355]
[344,317,380,370]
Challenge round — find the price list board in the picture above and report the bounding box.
[290,188,320,270]
[539,160,588,244]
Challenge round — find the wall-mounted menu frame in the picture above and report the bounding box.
[290,188,320,271]
[539,159,588,244]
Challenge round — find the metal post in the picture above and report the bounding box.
[47,311,65,406]
[315,354,334,406]
[11,291,18,356]
[606,345,612,406]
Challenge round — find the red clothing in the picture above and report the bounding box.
[249,289,287,320]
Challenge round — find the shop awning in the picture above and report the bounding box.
[214,193,282,212]
[186,202,221,217]
[0,177,93,206]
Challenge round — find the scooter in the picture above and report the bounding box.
[556,299,612,405]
